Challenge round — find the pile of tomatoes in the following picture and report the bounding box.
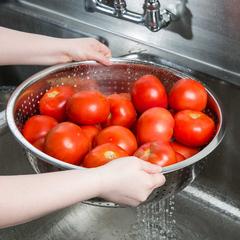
[22,74,216,168]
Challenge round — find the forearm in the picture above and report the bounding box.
[0,169,100,229]
[0,27,70,65]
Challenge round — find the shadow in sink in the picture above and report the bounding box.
[0,65,46,87]
[0,84,16,134]
[0,86,15,112]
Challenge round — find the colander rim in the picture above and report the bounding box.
[6,58,225,174]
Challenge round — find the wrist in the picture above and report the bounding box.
[76,168,104,199]
[87,167,110,198]
[54,38,73,64]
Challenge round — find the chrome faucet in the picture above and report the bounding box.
[85,0,181,32]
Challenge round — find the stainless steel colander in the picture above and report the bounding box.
[6,58,225,207]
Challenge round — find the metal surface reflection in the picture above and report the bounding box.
[85,0,182,32]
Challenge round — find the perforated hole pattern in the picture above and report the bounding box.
[11,62,217,207]
[15,63,182,131]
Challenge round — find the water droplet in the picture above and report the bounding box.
[129,196,176,239]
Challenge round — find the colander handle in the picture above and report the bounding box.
[118,52,148,60]
[119,52,168,66]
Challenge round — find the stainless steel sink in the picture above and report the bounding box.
[1,114,240,240]
[0,1,240,239]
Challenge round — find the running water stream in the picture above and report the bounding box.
[127,196,176,240]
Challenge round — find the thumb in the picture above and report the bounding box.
[141,160,163,174]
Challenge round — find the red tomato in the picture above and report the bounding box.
[81,125,101,148]
[175,152,185,162]
[39,85,75,122]
[32,137,45,151]
[174,110,215,147]
[82,143,128,168]
[22,115,58,143]
[169,78,208,111]
[66,90,110,125]
[134,141,177,167]
[170,141,199,159]
[95,126,138,155]
[105,94,137,128]
[131,74,168,113]
[137,107,174,144]
[44,122,89,165]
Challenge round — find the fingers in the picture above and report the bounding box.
[95,41,112,58]
[117,197,141,207]
[98,156,166,207]
[151,173,166,188]
[88,38,111,56]
[103,195,141,207]
[141,160,163,174]
[89,38,112,60]
[69,38,112,65]
[88,51,111,66]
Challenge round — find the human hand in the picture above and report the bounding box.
[62,38,112,65]
[0,27,112,66]
[94,157,166,207]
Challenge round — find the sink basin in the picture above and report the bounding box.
[0,128,240,240]
[0,1,240,239]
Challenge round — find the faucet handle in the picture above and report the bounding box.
[144,0,172,32]
[144,0,161,32]
[114,0,127,15]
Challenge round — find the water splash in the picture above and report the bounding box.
[127,196,176,240]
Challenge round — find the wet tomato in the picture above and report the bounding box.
[82,143,128,168]
[95,126,138,155]
[32,137,45,151]
[105,94,136,128]
[22,115,58,143]
[137,107,174,144]
[174,110,215,147]
[169,78,208,111]
[170,141,199,159]
[175,152,185,162]
[39,85,75,122]
[134,141,177,167]
[66,90,110,125]
[131,74,168,113]
[81,125,101,148]
[44,122,89,165]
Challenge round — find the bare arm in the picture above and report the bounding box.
[0,27,165,229]
[0,157,165,229]
[0,27,111,66]
[0,170,99,228]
